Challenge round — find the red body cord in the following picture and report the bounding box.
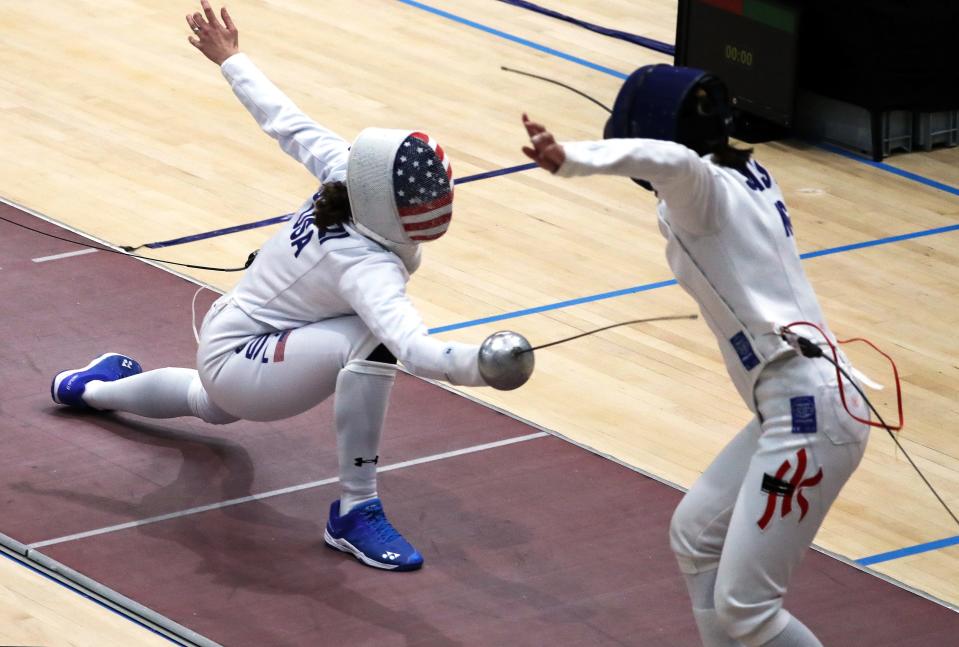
[781,321,904,431]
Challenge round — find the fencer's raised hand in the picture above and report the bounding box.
[477,331,535,391]
[186,0,239,65]
[522,113,566,174]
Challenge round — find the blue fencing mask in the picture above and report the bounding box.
[604,64,732,189]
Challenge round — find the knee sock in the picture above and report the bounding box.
[83,368,237,424]
[333,360,396,514]
[684,570,744,647]
[757,618,823,647]
[84,368,199,418]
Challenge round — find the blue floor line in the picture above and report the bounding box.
[428,219,959,334]
[428,279,677,334]
[143,172,959,252]
[856,535,959,566]
[799,222,959,259]
[819,143,959,198]
[496,0,675,55]
[395,0,628,79]
[145,214,293,249]
[140,164,538,249]
[456,162,537,184]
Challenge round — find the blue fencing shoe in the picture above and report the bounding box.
[324,498,424,571]
[51,353,143,409]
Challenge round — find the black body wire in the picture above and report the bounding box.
[792,335,959,530]
[0,214,256,272]
[501,66,612,113]
[521,314,698,353]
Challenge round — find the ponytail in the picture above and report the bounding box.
[313,181,352,229]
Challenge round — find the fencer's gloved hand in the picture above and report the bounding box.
[477,331,535,390]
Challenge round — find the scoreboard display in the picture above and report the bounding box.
[675,0,801,128]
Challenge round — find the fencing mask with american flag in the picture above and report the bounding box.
[346,128,454,248]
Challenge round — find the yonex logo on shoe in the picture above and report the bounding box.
[121,358,134,369]
[382,551,400,560]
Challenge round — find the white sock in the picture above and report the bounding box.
[684,570,744,647]
[758,618,823,647]
[84,368,198,418]
[334,360,396,515]
[83,368,238,424]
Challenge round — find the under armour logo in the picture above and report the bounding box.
[382,551,400,560]
[354,456,379,467]
[757,448,823,530]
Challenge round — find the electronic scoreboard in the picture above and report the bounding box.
[675,0,801,133]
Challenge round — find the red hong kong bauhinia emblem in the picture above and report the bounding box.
[757,448,823,530]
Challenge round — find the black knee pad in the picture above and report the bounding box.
[365,343,397,365]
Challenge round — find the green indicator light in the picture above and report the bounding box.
[743,0,797,33]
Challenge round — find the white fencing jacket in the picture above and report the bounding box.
[558,139,834,410]
[214,54,483,386]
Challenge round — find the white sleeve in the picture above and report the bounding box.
[335,250,486,387]
[220,53,349,184]
[557,139,720,233]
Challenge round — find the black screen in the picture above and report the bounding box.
[676,0,800,127]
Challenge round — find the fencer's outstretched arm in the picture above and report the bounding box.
[335,250,487,388]
[186,1,349,184]
[557,139,711,202]
[522,114,718,233]
[219,55,350,184]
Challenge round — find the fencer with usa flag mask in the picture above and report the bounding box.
[522,64,870,647]
[50,1,533,573]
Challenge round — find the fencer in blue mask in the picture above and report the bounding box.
[522,65,871,647]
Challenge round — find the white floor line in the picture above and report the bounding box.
[28,431,548,549]
[32,248,99,263]
[10,194,953,612]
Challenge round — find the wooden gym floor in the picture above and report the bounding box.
[0,0,957,644]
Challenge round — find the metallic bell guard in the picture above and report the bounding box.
[477,331,535,391]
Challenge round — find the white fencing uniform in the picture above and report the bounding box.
[557,139,870,647]
[195,53,483,421]
[81,53,485,519]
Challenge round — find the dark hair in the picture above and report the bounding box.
[313,181,352,229]
[710,142,753,172]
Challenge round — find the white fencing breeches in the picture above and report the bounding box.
[670,354,870,646]
[196,302,380,422]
